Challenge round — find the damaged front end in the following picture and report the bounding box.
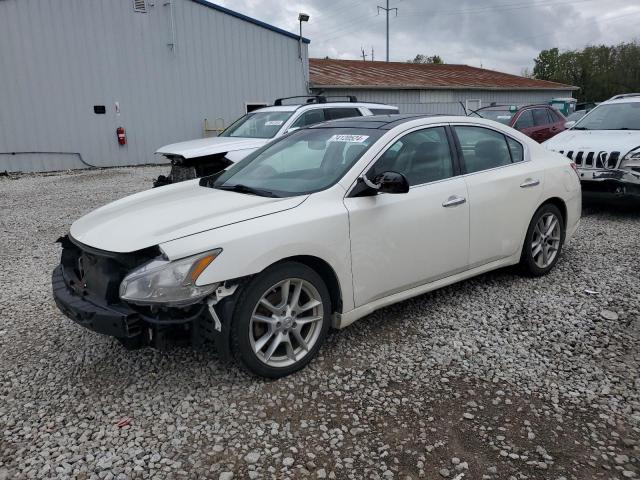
[558,148,640,200]
[52,235,242,358]
[153,153,232,188]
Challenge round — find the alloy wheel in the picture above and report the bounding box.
[249,278,324,368]
[531,212,561,268]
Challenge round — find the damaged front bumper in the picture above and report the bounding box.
[577,168,640,200]
[153,153,232,188]
[51,237,239,357]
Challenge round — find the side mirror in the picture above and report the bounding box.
[564,121,576,129]
[286,127,300,134]
[361,171,409,194]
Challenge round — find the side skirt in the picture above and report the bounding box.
[332,255,519,329]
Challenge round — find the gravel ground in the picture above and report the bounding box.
[1,166,639,480]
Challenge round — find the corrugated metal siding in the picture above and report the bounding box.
[0,0,308,172]
[318,88,575,115]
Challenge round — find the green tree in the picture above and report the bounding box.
[531,41,640,102]
[408,54,444,64]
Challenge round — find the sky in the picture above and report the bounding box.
[214,0,640,75]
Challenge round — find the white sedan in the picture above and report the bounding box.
[53,115,581,378]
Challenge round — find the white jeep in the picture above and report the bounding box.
[544,93,640,200]
[153,95,398,187]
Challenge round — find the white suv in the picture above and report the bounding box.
[153,95,399,186]
[544,93,640,200]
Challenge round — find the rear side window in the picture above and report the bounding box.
[506,137,524,162]
[369,108,399,115]
[454,126,513,173]
[532,108,551,126]
[514,110,534,129]
[291,109,325,128]
[324,108,362,120]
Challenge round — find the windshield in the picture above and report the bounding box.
[218,111,293,138]
[574,102,640,130]
[212,128,383,197]
[473,109,515,125]
[566,111,586,122]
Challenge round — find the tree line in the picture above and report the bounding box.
[533,40,640,102]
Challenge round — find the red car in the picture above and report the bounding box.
[471,104,567,142]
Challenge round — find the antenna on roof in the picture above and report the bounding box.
[361,46,369,61]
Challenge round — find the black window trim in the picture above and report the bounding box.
[449,123,529,177]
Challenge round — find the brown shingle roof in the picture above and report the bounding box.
[309,58,578,91]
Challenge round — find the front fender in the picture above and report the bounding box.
[159,189,355,312]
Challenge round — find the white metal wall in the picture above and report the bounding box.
[0,0,309,172]
[317,88,575,115]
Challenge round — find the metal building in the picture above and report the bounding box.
[0,0,310,172]
[310,59,577,115]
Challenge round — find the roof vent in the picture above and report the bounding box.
[133,0,147,13]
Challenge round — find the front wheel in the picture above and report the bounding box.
[230,262,331,378]
[520,203,565,276]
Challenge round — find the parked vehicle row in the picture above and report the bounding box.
[471,104,567,142]
[53,113,581,377]
[153,95,399,187]
[544,93,640,201]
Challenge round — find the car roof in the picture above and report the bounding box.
[255,102,398,113]
[310,114,451,130]
[603,95,640,105]
[476,104,550,111]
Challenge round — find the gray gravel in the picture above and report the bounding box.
[1,166,639,479]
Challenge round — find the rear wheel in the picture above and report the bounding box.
[520,203,565,276]
[230,262,331,378]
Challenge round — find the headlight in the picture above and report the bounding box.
[119,249,221,305]
[620,147,640,171]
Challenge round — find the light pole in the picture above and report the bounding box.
[298,13,309,60]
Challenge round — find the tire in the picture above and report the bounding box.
[230,262,331,378]
[520,203,565,277]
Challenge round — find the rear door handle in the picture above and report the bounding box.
[442,195,466,207]
[520,178,540,188]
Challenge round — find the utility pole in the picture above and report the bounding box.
[371,46,374,62]
[377,0,397,62]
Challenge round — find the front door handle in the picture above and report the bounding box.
[520,178,540,188]
[442,195,466,208]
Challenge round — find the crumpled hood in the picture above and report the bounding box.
[544,130,640,156]
[156,136,269,159]
[70,181,306,253]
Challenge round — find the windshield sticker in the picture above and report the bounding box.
[497,115,512,119]
[264,120,284,126]
[328,134,370,143]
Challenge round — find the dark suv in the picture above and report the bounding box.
[471,104,567,142]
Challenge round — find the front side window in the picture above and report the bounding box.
[291,109,326,129]
[325,108,362,120]
[532,108,551,126]
[219,111,292,139]
[212,128,383,197]
[514,110,534,129]
[369,127,454,186]
[574,102,640,130]
[454,126,514,173]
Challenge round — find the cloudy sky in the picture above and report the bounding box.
[214,0,640,74]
